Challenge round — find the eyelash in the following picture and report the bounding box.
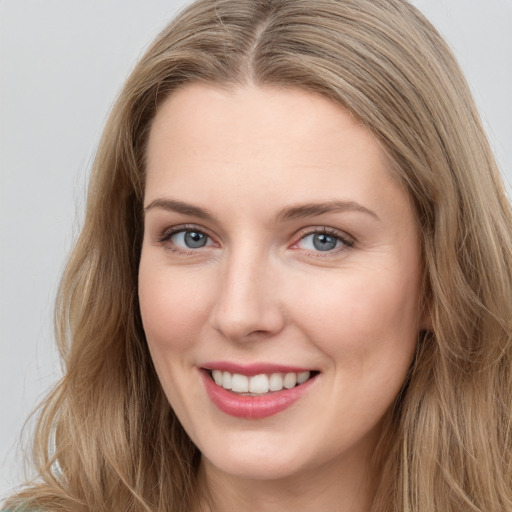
[157,225,354,256]
[157,224,215,254]
[293,227,354,254]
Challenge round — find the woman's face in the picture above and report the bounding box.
[139,83,424,483]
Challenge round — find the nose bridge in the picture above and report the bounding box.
[211,242,283,341]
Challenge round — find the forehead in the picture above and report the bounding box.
[148,83,380,155]
[144,83,412,225]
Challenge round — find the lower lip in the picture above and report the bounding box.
[201,370,318,419]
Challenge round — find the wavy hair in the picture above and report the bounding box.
[5,0,512,511]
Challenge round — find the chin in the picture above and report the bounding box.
[202,449,307,482]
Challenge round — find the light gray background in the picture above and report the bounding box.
[1,0,511,497]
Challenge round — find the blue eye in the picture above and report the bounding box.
[297,231,349,252]
[170,230,211,249]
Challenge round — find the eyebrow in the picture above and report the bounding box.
[144,198,380,222]
[144,198,215,220]
[277,201,380,222]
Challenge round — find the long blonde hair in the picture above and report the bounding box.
[5,0,512,511]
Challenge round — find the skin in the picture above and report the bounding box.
[139,83,425,512]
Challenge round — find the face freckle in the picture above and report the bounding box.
[138,83,423,487]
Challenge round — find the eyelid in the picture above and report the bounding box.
[291,226,354,253]
[157,223,218,250]
[154,223,353,255]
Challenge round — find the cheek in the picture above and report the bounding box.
[289,266,420,366]
[138,262,213,353]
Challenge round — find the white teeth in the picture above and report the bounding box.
[269,373,283,391]
[297,371,310,384]
[249,374,270,393]
[283,372,297,389]
[212,370,223,385]
[231,374,249,393]
[223,371,232,390]
[210,370,312,394]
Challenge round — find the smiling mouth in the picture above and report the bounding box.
[205,369,320,396]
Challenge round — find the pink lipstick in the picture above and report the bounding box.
[200,362,319,419]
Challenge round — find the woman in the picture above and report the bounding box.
[4,0,512,510]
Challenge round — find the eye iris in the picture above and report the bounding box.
[313,233,338,251]
[184,231,207,248]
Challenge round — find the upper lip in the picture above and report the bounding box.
[201,361,317,376]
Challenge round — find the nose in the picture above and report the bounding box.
[210,248,285,342]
